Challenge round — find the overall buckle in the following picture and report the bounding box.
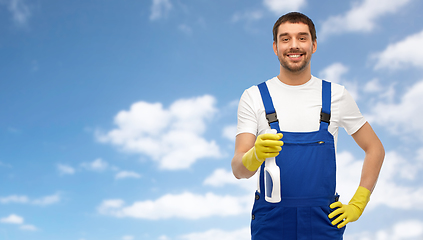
[266,112,278,124]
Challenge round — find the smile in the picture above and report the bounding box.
[287,53,303,57]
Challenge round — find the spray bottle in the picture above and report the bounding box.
[264,128,281,203]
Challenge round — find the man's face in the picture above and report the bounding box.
[273,22,317,73]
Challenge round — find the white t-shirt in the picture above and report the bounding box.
[236,76,366,150]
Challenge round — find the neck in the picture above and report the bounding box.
[277,65,312,86]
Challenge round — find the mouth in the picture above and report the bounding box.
[286,53,304,60]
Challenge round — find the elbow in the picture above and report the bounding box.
[369,141,385,167]
[365,139,385,162]
[378,141,385,162]
[231,160,243,179]
[381,145,386,160]
[233,172,242,180]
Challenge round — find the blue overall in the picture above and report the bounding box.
[251,80,345,239]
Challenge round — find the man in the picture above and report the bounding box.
[231,12,385,239]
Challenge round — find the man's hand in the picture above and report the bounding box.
[241,132,283,172]
[329,186,371,228]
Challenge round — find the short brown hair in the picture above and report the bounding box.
[273,12,317,43]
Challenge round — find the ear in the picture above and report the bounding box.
[312,40,317,54]
[273,41,278,55]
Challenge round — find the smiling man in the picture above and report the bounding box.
[231,12,385,239]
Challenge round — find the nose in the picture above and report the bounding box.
[289,38,300,50]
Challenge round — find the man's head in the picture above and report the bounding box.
[273,12,316,43]
[272,12,317,76]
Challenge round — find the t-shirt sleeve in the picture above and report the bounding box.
[339,87,367,135]
[236,88,259,136]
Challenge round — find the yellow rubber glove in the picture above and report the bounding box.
[242,132,283,172]
[329,186,371,228]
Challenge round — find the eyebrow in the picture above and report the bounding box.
[278,32,310,38]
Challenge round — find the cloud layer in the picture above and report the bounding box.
[97,95,221,170]
[1,0,31,25]
[263,0,306,15]
[373,30,423,70]
[336,150,423,210]
[367,80,423,137]
[150,0,172,21]
[98,192,250,220]
[345,220,423,240]
[0,193,61,206]
[320,0,412,38]
[0,214,37,231]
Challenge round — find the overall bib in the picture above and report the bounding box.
[251,80,345,240]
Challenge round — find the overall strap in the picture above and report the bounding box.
[320,80,331,131]
[257,82,281,132]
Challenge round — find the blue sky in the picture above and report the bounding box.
[1,0,423,239]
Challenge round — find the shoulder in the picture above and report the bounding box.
[313,76,346,101]
[241,77,278,99]
[329,81,346,95]
[312,76,345,92]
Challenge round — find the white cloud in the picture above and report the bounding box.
[115,171,141,180]
[0,214,38,231]
[121,235,134,240]
[232,0,306,24]
[97,95,221,170]
[373,30,423,70]
[363,78,383,93]
[1,0,31,25]
[392,220,423,239]
[232,0,307,27]
[178,227,250,240]
[0,195,29,204]
[362,78,396,103]
[367,80,423,137]
[231,9,265,34]
[222,125,237,142]
[336,150,423,210]
[0,193,60,206]
[98,192,250,220]
[319,62,348,84]
[203,169,238,187]
[319,63,359,100]
[57,164,75,175]
[0,214,24,224]
[263,0,306,15]
[370,151,423,210]
[418,148,423,161]
[150,0,172,21]
[336,151,364,202]
[203,168,256,192]
[345,220,423,240]
[320,0,412,39]
[20,224,38,231]
[81,158,109,172]
[31,193,61,206]
[98,199,125,212]
[232,10,264,23]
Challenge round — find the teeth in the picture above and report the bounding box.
[289,54,301,58]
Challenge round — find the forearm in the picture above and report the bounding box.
[231,151,257,179]
[351,122,385,193]
[359,144,385,193]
